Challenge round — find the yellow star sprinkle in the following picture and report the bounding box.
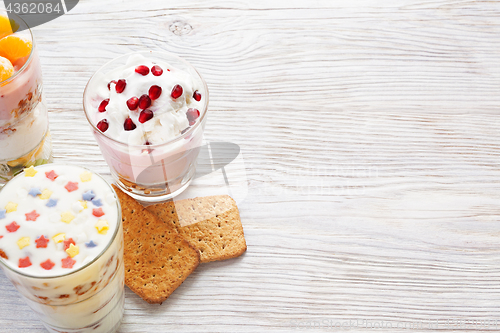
[52,233,65,243]
[61,211,75,224]
[80,171,92,182]
[39,189,53,200]
[5,202,17,213]
[79,200,88,209]
[95,219,109,235]
[17,237,30,249]
[65,244,79,258]
[24,165,37,177]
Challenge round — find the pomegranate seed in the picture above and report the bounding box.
[115,79,126,93]
[123,118,136,131]
[139,110,154,123]
[149,85,162,100]
[127,97,139,110]
[171,84,183,99]
[107,80,117,90]
[98,99,109,112]
[135,65,149,76]
[186,108,200,123]
[138,94,151,109]
[96,119,109,132]
[151,65,163,76]
[193,90,202,101]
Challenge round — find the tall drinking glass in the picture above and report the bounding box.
[0,11,52,186]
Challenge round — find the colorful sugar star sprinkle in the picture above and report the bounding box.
[40,259,55,270]
[46,198,58,208]
[0,209,6,219]
[6,222,20,232]
[40,189,53,200]
[82,190,96,201]
[66,244,79,258]
[91,198,103,207]
[62,256,76,268]
[61,211,75,224]
[24,166,37,177]
[65,182,79,192]
[85,240,97,248]
[80,171,92,182]
[79,200,88,209]
[18,257,32,268]
[45,170,59,181]
[25,210,40,221]
[63,238,75,251]
[28,187,42,197]
[5,202,17,213]
[35,235,49,248]
[52,233,66,244]
[95,220,109,234]
[92,208,105,217]
[17,237,30,249]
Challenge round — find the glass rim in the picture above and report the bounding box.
[83,50,209,148]
[0,163,122,279]
[0,10,36,86]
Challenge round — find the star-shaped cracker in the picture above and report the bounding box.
[24,166,37,177]
[35,235,49,248]
[25,210,40,221]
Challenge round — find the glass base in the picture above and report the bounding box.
[115,177,193,203]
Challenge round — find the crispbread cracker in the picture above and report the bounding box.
[112,185,200,304]
[147,195,246,263]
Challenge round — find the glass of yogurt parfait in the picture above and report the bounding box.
[0,11,52,186]
[83,51,209,202]
[0,164,125,333]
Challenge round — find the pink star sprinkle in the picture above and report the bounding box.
[6,221,20,232]
[40,259,55,270]
[45,170,59,181]
[65,182,79,192]
[63,238,76,251]
[35,235,49,248]
[92,208,105,217]
[61,256,76,269]
[25,210,40,221]
[18,257,32,268]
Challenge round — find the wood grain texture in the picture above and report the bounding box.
[1,0,500,331]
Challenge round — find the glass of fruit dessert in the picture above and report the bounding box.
[0,11,52,186]
[83,51,209,202]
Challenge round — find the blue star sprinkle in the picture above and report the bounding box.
[85,240,97,248]
[28,187,42,197]
[91,198,103,207]
[0,209,5,219]
[82,190,96,201]
[46,198,58,208]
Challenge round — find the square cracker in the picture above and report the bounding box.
[112,185,200,304]
[147,195,247,263]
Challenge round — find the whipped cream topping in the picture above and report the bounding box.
[0,164,119,277]
[89,54,204,146]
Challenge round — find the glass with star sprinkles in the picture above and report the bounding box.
[0,164,124,333]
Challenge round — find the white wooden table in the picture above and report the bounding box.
[2,0,500,331]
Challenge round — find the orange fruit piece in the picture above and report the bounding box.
[0,55,14,82]
[0,15,19,39]
[0,35,32,67]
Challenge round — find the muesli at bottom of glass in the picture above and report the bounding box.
[0,164,125,333]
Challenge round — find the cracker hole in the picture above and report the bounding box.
[220,235,223,238]
[218,223,221,228]
[198,239,201,242]
[178,248,181,252]
[222,245,225,249]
